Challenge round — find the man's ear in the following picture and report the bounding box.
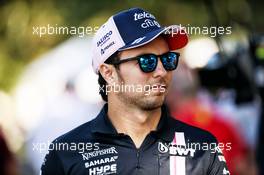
[99,63,115,84]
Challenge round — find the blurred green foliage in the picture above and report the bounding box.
[0,0,263,92]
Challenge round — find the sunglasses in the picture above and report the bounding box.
[110,52,180,73]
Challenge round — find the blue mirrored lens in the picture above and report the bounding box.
[161,52,178,70]
[139,55,157,72]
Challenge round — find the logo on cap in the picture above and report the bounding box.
[133,11,160,29]
[141,19,160,28]
[97,30,113,47]
[100,41,115,55]
[131,36,146,45]
[134,11,155,21]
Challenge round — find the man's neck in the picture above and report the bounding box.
[108,100,162,149]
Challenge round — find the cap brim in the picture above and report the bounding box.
[118,25,188,51]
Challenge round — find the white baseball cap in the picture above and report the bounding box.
[91,7,188,74]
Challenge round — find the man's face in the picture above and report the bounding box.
[112,36,174,110]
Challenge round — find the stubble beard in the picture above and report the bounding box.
[115,73,166,111]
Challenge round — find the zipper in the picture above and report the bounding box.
[136,150,140,169]
[158,153,160,175]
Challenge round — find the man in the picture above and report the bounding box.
[41,7,229,175]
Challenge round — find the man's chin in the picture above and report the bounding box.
[139,95,165,110]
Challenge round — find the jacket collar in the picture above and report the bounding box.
[90,103,173,141]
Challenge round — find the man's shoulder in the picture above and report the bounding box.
[167,116,218,143]
[52,119,95,144]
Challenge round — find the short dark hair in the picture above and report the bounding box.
[98,52,119,102]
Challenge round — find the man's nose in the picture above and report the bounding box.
[152,59,167,77]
